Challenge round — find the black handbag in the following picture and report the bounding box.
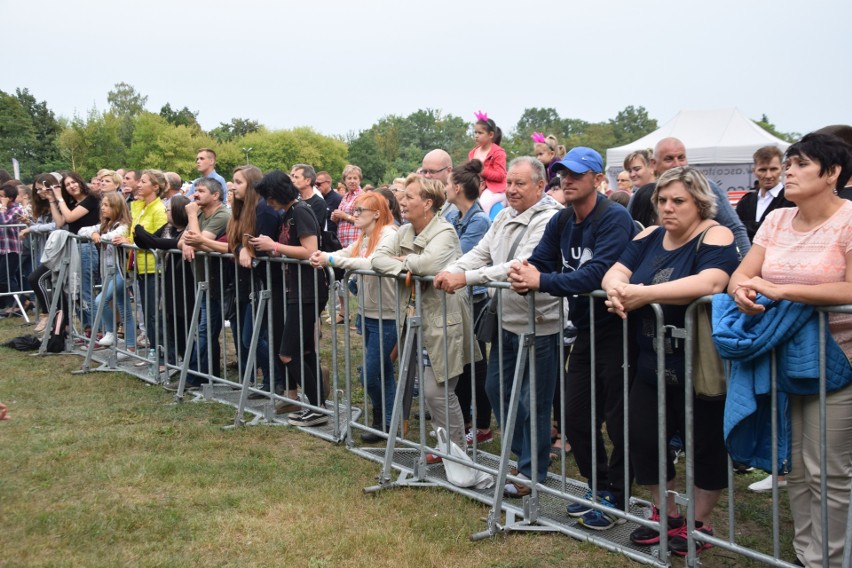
[473,220,533,343]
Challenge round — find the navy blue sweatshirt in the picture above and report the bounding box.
[527,194,637,330]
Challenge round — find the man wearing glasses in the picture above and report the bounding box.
[421,149,457,219]
[316,170,340,234]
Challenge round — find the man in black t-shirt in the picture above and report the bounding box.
[291,164,327,229]
[316,170,340,234]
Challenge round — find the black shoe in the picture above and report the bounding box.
[360,425,386,443]
[629,506,684,545]
[668,522,713,557]
[288,409,328,427]
[247,389,268,400]
[163,381,200,392]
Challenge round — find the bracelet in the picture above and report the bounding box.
[328,255,334,267]
[274,242,280,256]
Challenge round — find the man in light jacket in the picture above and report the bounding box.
[435,156,562,498]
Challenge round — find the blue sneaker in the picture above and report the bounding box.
[577,491,625,531]
[567,489,594,517]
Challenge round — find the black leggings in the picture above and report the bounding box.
[279,302,321,406]
[28,264,51,314]
[629,377,728,490]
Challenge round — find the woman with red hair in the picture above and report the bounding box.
[311,192,398,441]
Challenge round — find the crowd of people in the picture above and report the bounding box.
[2,114,852,567]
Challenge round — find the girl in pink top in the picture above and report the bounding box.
[468,112,507,217]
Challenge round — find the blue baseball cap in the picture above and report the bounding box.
[551,147,604,174]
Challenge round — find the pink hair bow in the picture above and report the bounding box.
[531,132,546,143]
[474,110,489,122]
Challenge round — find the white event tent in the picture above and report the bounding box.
[605,108,790,192]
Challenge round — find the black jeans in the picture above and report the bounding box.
[563,322,631,508]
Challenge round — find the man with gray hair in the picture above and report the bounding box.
[435,156,562,498]
[290,163,326,227]
[163,172,183,207]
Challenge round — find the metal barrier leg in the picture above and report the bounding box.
[472,331,556,540]
[230,291,270,429]
[38,256,70,354]
[364,314,436,492]
[74,266,112,374]
[174,282,208,402]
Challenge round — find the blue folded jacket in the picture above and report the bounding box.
[712,294,852,473]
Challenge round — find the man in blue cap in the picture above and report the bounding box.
[509,147,637,530]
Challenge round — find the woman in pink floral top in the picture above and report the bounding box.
[729,132,852,567]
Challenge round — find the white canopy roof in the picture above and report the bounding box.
[606,107,790,169]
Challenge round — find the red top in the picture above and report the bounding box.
[468,144,507,193]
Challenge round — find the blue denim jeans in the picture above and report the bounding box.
[238,300,271,387]
[96,270,136,349]
[138,273,161,362]
[188,291,222,378]
[362,317,397,427]
[78,243,98,329]
[485,330,558,483]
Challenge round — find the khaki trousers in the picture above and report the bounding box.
[788,384,852,567]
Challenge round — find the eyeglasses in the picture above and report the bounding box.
[317,180,330,185]
[352,207,376,216]
[422,167,448,176]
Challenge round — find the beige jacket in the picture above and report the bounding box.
[331,225,398,320]
[372,215,479,382]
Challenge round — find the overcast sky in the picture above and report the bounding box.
[4,0,851,140]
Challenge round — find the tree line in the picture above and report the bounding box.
[0,82,796,185]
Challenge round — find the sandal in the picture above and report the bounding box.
[550,436,572,459]
[503,480,532,498]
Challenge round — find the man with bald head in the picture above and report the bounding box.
[421,149,453,185]
[650,137,750,254]
[421,149,457,219]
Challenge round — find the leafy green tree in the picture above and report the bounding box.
[347,135,387,185]
[56,108,127,177]
[14,88,63,177]
[159,103,201,131]
[513,107,564,138]
[754,114,800,143]
[128,112,210,174]
[107,82,148,146]
[0,90,38,180]
[210,118,261,142]
[230,127,348,182]
[347,109,470,183]
[609,105,658,146]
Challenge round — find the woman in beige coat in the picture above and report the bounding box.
[372,175,479,457]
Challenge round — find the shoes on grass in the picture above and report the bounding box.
[97,332,116,347]
[629,506,684,545]
[288,409,328,427]
[577,491,625,531]
[748,474,786,493]
[465,428,493,445]
[668,521,714,557]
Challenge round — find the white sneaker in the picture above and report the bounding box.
[748,474,787,493]
[97,332,116,347]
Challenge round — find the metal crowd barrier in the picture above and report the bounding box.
[0,223,42,325]
[66,243,357,441]
[31,236,850,567]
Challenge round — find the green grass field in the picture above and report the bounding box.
[0,314,795,567]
